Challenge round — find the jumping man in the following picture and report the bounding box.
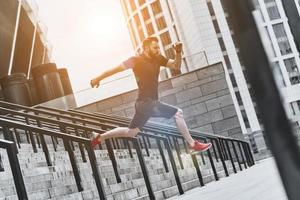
[90,37,212,153]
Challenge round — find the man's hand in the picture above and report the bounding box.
[90,78,100,88]
[173,42,183,53]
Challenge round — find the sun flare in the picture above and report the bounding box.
[86,11,124,41]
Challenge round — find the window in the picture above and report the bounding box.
[160,31,172,47]
[235,91,243,105]
[207,1,215,16]
[273,23,292,55]
[151,1,162,15]
[142,8,154,36]
[146,23,154,36]
[141,8,150,22]
[156,16,167,31]
[230,73,237,87]
[273,23,287,38]
[241,110,250,128]
[284,58,300,85]
[218,37,226,51]
[264,0,281,20]
[223,55,232,69]
[129,0,136,12]
[212,19,221,33]
[138,0,145,6]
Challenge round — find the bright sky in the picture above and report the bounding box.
[34,0,134,92]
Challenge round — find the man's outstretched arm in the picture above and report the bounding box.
[165,42,183,70]
[90,64,126,88]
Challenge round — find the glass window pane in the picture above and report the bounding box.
[284,58,300,85]
[141,8,150,21]
[151,1,162,15]
[264,0,281,20]
[273,23,292,55]
[156,16,167,31]
[146,23,154,36]
[129,0,136,12]
[138,0,145,6]
[160,31,172,47]
[230,73,237,87]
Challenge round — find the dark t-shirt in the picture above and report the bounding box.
[123,54,169,100]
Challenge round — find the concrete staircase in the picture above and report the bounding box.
[0,139,238,200]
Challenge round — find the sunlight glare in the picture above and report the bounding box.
[86,11,124,43]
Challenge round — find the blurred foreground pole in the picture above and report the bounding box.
[221,0,300,199]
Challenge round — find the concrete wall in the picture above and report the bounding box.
[79,62,244,140]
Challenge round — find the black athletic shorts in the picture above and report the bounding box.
[129,98,179,129]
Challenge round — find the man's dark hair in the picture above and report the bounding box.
[142,37,159,49]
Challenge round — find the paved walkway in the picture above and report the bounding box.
[169,158,288,200]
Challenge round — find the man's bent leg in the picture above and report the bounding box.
[174,109,195,146]
[174,109,212,152]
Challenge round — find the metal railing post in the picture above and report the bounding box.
[163,138,184,195]
[6,142,28,200]
[156,138,169,173]
[105,139,121,183]
[231,141,242,171]
[172,137,184,169]
[132,138,155,200]
[191,154,204,186]
[63,139,83,192]
[216,139,229,176]
[224,139,237,173]
[85,142,107,200]
[238,141,247,169]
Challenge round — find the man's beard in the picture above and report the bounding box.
[149,51,159,58]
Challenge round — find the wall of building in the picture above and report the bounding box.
[79,62,244,140]
[0,0,52,101]
[0,0,51,78]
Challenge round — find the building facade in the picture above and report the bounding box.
[120,0,259,136]
[253,0,300,136]
[0,0,52,82]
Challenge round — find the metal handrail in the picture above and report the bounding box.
[1,101,254,169]
[67,109,254,169]
[33,105,254,174]
[0,101,253,199]
[0,118,106,200]
[0,139,27,199]
[0,104,185,199]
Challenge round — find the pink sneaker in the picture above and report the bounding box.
[91,132,101,149]
[189,141,212,153]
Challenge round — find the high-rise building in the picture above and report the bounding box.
[120,0,300,145]
[253,0,300,136]
[120,0,259,135]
